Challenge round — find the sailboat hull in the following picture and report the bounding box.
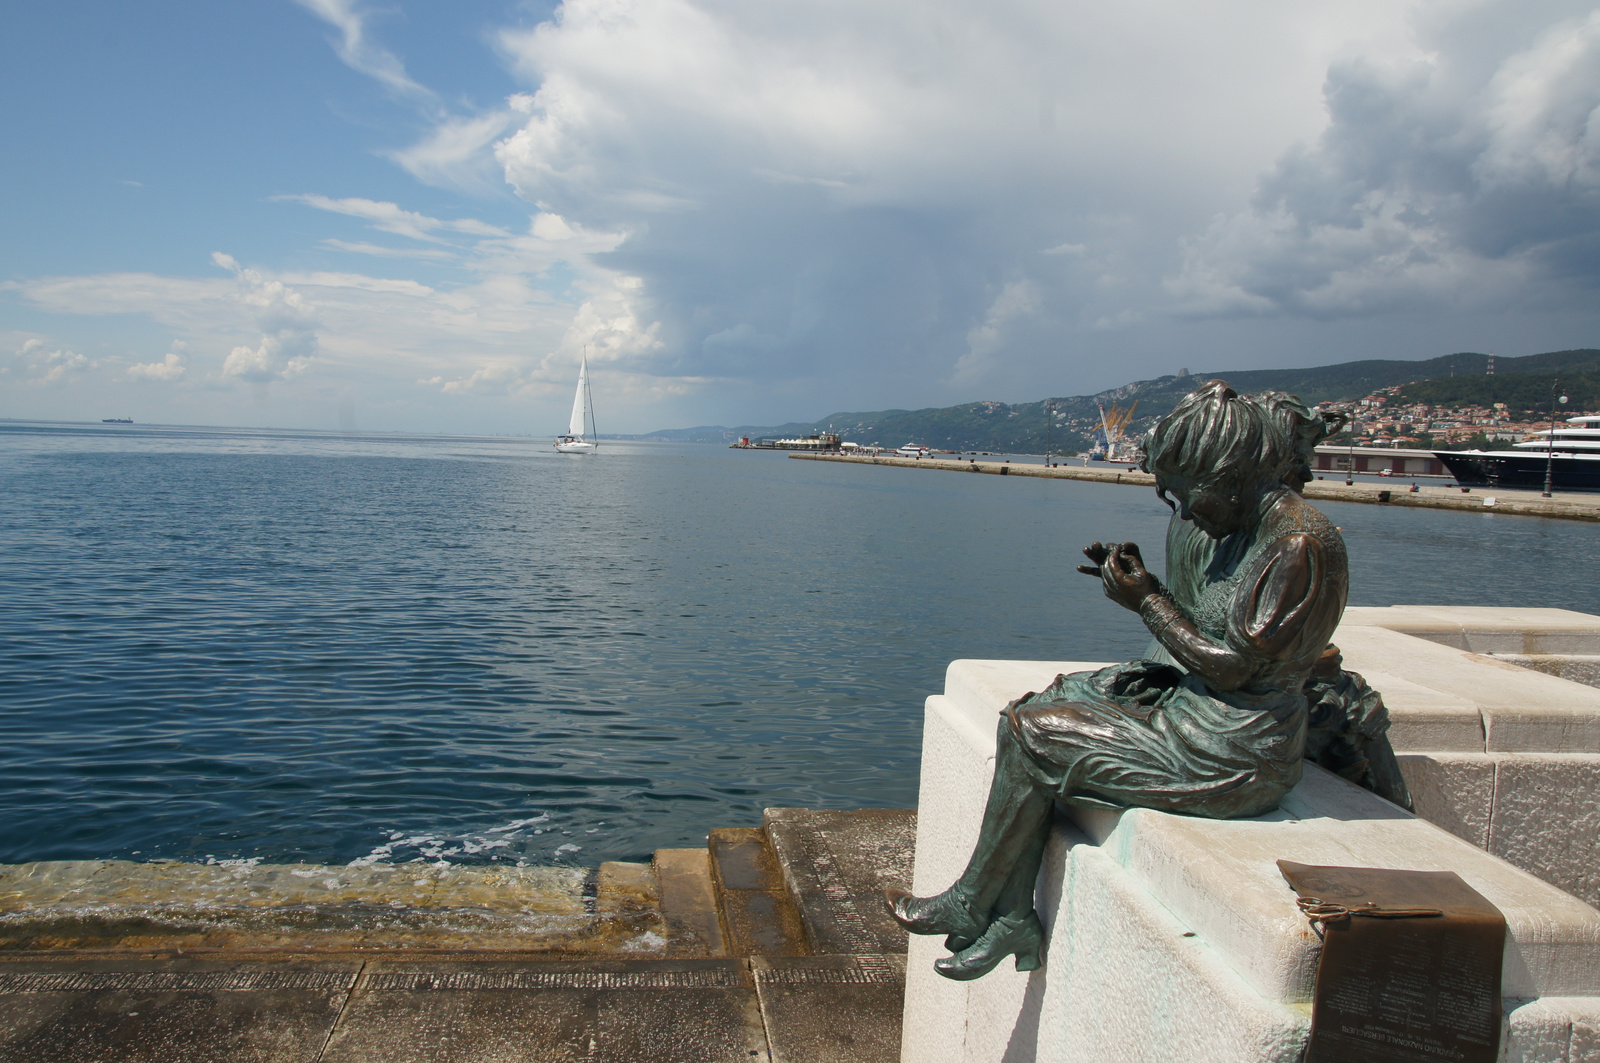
[554,439,597,452]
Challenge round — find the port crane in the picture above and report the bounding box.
[1091,401,1140,462]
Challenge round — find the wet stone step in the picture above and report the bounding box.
[0,811,921,1062]
[652,849,728,958]
[707,830,809,958]
[0,860,664,953]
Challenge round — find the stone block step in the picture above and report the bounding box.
[0,860,664,953]
[707,829,809,958]
[651,848,727,958]
[0,814,921,1061]
[762,808,915,955]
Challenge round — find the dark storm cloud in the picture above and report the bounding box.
[490,0,1415,416]
[1171,6,1600,319]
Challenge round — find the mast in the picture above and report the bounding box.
[585,352,598,444]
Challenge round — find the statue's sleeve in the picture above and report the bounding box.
[1224,532,1337,663]
[1142,532,1337,691]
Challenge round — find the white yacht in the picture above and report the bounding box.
[897,443,930,458]
[554,353,598,453]
[1433,415,1600,490]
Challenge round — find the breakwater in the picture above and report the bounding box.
[789,453,1600,522]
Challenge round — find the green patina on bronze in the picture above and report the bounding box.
[887,380,1411,981]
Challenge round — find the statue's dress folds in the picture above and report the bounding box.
[1005,497,1348,820]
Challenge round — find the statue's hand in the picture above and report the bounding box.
[1102,542,1160,611]
[1075,541,1112,577]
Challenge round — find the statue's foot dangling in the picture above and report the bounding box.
[933,911,1044,982]
[884,887,987,951]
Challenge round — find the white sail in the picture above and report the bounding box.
[567,356,588,438]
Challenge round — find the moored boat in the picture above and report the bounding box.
[1434,415,1600,490]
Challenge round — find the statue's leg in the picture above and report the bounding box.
[955,720,1056,918]
[887,718,1054,948]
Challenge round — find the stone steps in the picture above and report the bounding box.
[0,809,916,1061]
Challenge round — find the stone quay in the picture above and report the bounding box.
[792,452,1600,523]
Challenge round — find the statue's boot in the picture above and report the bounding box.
[886,720,1057,952]
[934,910,1044,981]
[885,888,986,950]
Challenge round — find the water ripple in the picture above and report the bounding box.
[2,421,1595,865]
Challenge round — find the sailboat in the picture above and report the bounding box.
[554,352,598,452]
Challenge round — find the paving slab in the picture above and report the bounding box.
[320,958,766,1063]
[761,809,915,955]
[751,955,905,1063]
[0,956,357,1063]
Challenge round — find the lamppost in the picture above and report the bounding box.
[1542,382,1569,498]
[1044,401,1053,467]
[1346,420,1354,486]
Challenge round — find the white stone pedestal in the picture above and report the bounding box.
[1337,607,1600,910]
[901,652,1600,1063]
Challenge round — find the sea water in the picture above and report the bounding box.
[2,421,1595,867]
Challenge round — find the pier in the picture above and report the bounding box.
[790,452,1600,522]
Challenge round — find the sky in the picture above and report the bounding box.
[3,0,1599,435]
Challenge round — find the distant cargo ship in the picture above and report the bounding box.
[101,417,133,424]
[1434,415,1600,491]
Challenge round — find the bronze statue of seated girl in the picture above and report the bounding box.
[887,380,1408,981]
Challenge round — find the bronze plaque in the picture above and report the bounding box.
[1279,860,1505,1063]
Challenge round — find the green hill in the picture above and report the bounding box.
[1396,358,1600,413]
[633,348,1600,453]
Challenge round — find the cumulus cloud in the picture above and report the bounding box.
[478,0,1441,408]
[952,279,1039,386]
[13,0,1600,433]
[4,337,91,385]
[1167,5,1600,318]
[10,198,646,412]
[128,352,187,382]
[211,252,320,383]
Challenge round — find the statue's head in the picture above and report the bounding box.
[1258,391,1346,490]
[1140,380,1340,536]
